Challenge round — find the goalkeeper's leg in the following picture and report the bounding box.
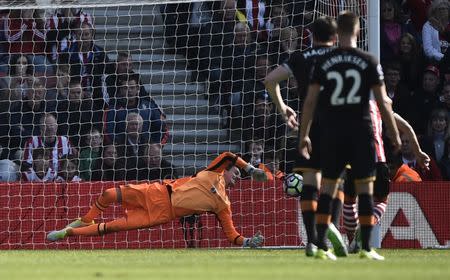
[81,187,123,223]
[47,186,148,241]
[47,211,152,241]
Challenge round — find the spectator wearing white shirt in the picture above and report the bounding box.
[422,0,450,62]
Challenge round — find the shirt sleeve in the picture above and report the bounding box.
[206,152,248,174]
[216,207,245,245]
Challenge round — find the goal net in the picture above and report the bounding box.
[0,0,422,250]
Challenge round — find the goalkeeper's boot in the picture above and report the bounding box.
[305,243,318,257]
[359,249,385,261]
[315,249,337,261]
[66,218,94,229]
[327,223,348,257]
[47,228,68,242]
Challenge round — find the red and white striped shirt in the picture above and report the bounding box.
[46,9,93,61]
[23,136,73,174]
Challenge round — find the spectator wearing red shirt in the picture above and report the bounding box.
[3,9,52,74]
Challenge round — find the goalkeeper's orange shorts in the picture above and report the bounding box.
[120,182,174,228]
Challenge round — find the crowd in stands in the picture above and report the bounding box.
[0,2,170,182]
[1,0,450,183]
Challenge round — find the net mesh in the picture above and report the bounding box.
[2,0,442,250]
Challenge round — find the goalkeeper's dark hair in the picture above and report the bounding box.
[311,16,337,42]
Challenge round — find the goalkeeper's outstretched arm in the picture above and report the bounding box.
[206,152,268,182]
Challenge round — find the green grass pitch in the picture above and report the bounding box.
[1,249,449,280]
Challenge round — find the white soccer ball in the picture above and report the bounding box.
[283,173,303,197]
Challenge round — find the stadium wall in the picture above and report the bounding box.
[0,181,449,249]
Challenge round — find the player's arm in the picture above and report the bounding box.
[206,152,268,181]
[372,84,401,152]
[264,66,298,129]
[394,113,430,170]
[298,83,321,159]
[216,207,264,248]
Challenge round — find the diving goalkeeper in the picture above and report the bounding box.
[47,152,267,247]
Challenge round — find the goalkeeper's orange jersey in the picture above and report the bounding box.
[164,152,249,245]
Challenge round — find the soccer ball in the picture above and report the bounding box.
[283,173,303,197]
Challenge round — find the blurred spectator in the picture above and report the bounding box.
[56,155,81,182]
[115,112,149,180]
[262,149,284,180]
[277,26,299,64]
[405,0,433,34]
[383,62,411,117]
[266,5,289,40]
[438,81,450,118]
[408,66,441,135]
[244,139,264,167]
[198,0,238,100]
[55,64,70,99]
[380,0,405,62]
[91,144,125,181]
[420,107,450,162]
[387,152,422,182]
[22,147,56,182]
[438,136,450,179]
[62,21,112,110]
[237,0,268,40]
[137,142,178,180]
[104,51,132,103]
[22,113,73,174]
[220,22,257,117]
[105,74,168,144]
[56,76,102,148]
[0,87,13,159]
[46,7,93,63]
[9,77,56,148]
[401,133,443,181]
[0,9,9,59]
[242,90,285,149]
[398,33,424,90]
[2,8,52,73]
[0,159,19,182]
[422,0,450,63]
[6,55,34,101]
[78,127,102,181]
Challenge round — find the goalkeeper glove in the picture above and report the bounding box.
[245,164,268,182]
[243,231,264,248]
